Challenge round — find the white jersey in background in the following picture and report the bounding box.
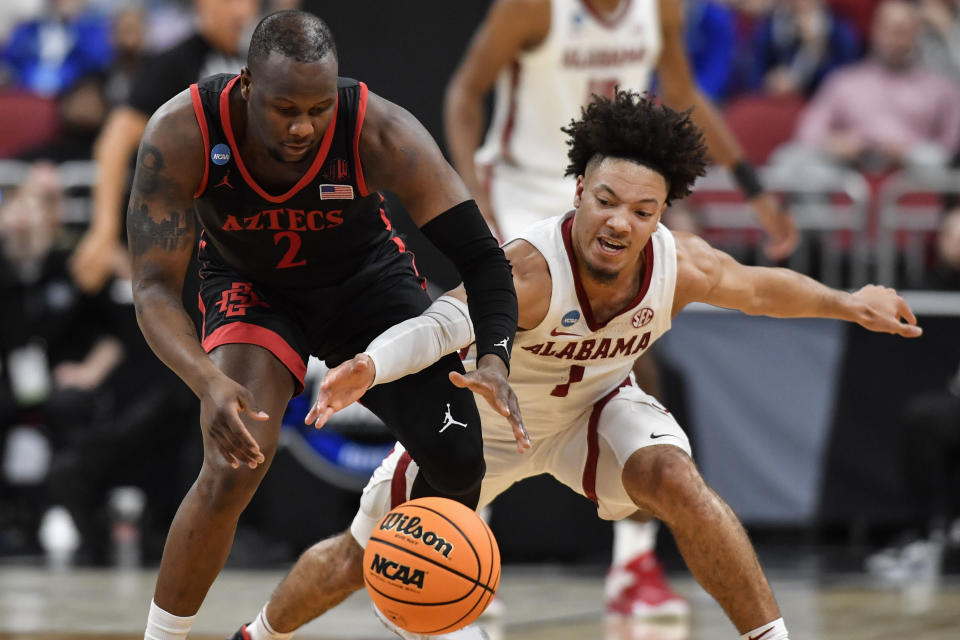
[477,0,663,238]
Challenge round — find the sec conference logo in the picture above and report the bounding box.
[632,308,654,328]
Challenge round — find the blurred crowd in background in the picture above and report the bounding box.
[0,0,958,574]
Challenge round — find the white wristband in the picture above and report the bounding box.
[365,295,474,387]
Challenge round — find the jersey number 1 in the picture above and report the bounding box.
[551,365,585,398]
[274,231,306,269]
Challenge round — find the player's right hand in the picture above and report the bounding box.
[850,285,923,338]
[449,354,530,454]
[306,353,376,429]
[199,375,269,469]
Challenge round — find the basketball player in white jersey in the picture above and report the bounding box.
[229,92,920,640]
[445,0,798,615]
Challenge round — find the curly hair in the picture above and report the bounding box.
[562,90,708,204]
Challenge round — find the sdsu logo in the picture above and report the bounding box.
[369,553,425,589]
[632,308,654,328]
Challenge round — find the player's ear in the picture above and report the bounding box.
[239,67,252,101]
[573,175,585,208]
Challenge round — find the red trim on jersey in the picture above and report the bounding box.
[379,199,427,290]
[353,82,370,197]
[391,450,414,508]
[501,61,521,165]
[189,83,211,198]
[561,214,654,332]
[202,321,307,392]
[582,377,632,506]
[197,294,207,341]
[219,75,339,204]
[580,0,633,28]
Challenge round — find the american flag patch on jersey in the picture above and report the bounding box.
[320,184,354,200]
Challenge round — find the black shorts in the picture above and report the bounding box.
[198,238,429,394]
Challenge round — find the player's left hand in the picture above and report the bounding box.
[449,354,530,453]
[306,354,376,428]
[850,285,923,338]
[750,193,798,262]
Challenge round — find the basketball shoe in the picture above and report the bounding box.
[605,551,689,618]
[373,604,490,640]
[227,625,250,640]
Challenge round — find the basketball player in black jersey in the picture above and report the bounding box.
[127,11,519,639]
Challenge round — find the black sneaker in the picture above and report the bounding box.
[227,624,251,640]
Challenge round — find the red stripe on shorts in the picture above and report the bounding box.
[582,377,633,506]
[201,322,307,393]
[391,451,413,508]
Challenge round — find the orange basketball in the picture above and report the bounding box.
[363,496,501,635]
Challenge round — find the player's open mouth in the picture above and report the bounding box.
[597,237,627,254]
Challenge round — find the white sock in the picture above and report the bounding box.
[612,518,658,567]
[247,605,295,640]
[740,617,789,640]
[144,601,196,640]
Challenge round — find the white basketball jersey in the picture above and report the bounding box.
[477,0,662,177]
[482,213,676,442]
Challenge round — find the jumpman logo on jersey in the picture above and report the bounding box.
[215,169,234,190]
[493,337,510,353]
[438,403,468,434]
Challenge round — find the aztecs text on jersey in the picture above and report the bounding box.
[190,74,403,288]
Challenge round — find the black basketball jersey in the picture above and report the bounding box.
[190,73,403,288]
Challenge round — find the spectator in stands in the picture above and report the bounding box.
[918,0,960,84]
[102,5,145,107]
[685,1,737,101]
[70,0,258,295]
[927,207,960,290]
[17,74,107,162]
[748,0,860,97]
[0,0,113,96]
[785,0,960,172]
[0,164,124,561]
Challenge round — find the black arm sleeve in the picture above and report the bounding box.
[420,200,518,370]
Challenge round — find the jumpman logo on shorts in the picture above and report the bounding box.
[215,169,234,190]
[439,403,468,433]
[493,337,510,353]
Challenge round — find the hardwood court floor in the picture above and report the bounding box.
[1,565,958,639]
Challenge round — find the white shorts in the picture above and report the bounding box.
[483,162,578,241]
[350,384,691,546]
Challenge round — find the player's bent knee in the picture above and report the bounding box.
[421,449,485,499]
[193,463,265,514]
[622,445,705,515]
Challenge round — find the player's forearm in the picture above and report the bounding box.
[91,110,146,236]
[133,284,221,397]
[365,295,475,386]
[443,83,489,203]
[683,90,743,168]
[741,267,858,321]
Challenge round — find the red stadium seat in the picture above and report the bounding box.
[723,93,806,165]
[0,90,60,158]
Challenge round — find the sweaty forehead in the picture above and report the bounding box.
[588,157,668,203]
[254,52,338,98]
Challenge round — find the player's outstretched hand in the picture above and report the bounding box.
[851,285,923,338]
[449,354,530,454]
[750,193,798,261]
[306,354,376,429]
[199,374,269,470]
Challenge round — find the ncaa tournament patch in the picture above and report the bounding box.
[211,143,231,165]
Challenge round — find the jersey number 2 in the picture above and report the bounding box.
[551,365,585,398]
[274,231,306,269]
